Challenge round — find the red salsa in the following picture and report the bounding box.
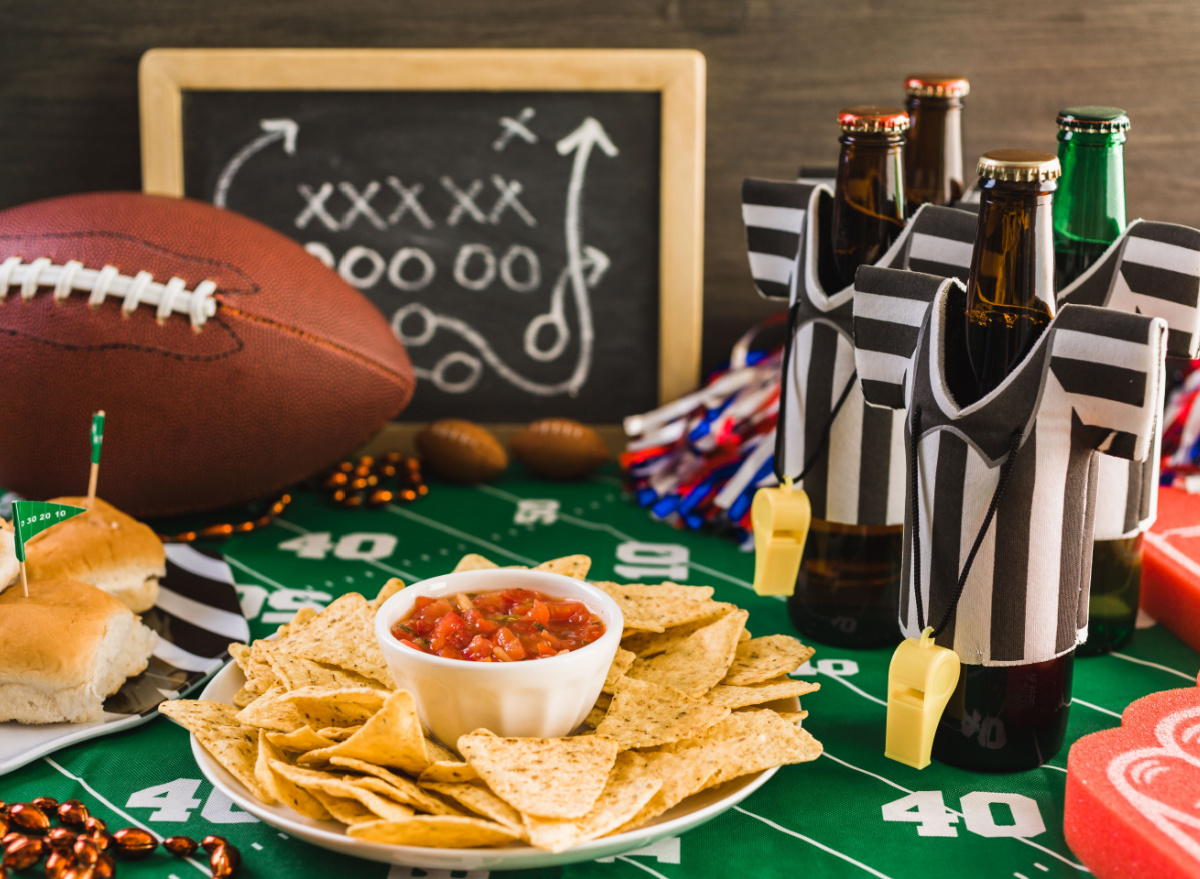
[391,589,606,661]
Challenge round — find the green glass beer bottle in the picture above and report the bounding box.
[1053,107,1138,656]
[831,106,909,290]
[1053,106,1129,290]
[904,74,969,211]
[936,150,1072,771]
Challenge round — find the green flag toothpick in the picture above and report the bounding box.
[87,409,105,507]
[91,411,105,465]
[12,499,87,597]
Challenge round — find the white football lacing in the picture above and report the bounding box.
[0,257,218,330]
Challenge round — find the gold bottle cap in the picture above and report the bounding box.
[904,74,970,99]
[1056,106,1131,134]
[976,149,1061,183]
[838,106,910,134]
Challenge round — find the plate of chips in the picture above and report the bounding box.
[161,553,823,870]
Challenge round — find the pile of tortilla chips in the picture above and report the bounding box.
[159,553,822,853]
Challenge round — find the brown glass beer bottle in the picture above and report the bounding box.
[954,150,1058,406]
[904,74,969,210]
[936,150,1073,771]
[830,106,909,290]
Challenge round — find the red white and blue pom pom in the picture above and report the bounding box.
[622,316,783,548]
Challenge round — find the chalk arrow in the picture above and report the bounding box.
[213,118,299,208]
[555,117,619,160]
[582,245,611,287]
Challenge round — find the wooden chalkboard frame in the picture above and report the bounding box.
[139,48,705,449]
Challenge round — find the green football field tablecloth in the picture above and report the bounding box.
[4,465,1199,879]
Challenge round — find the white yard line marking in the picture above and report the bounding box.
[385,503,538,565]
[1035,865,1050,873]
[820,670,888,707]
[1074,698,1121,719]
[223,554,291,591]
[1015,872,1030,879]
[473,483,769,596]
[1111,651,1196,681]
[273,517,419,580]
[42,757,211,876]
[616,857,672,879]
[818,752,1089,872]
[734,807,894,878]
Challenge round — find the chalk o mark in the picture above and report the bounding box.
[430,351,484,394]
[388,247,436,292]
[338,246,386,290]
[453,244,497,291]
[304,241,335,269]
[500,245,541,293]
[392,302,437,348]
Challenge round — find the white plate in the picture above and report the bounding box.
[0,545,248,775]
[194,660,781,871]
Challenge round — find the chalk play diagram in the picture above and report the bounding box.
[211,107,621,399]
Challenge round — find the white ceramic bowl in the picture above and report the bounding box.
[374,569,623,748]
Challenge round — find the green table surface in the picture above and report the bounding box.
[4,465,1197,879]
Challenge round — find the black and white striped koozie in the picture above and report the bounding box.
[105,544,249,715]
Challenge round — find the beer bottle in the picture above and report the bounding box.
[784,107,908,650]
[1053,106,1129,290]
[936,150,1071,771]
[788,520,904,649]
[953,150,1058,407]
[904,74,969,210]
[1053,107,1137,655]
[831,106,909,290]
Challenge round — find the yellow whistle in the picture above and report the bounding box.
[885,627,961,770]
[750,479,811,597]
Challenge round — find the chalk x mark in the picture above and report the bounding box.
[493,107,537,151]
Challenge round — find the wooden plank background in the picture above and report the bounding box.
[2,0,1198,377]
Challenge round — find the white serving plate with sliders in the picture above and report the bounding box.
[0,544,248,775]
[193,658,787,871]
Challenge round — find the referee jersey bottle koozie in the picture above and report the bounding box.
[742,174,979,648]
[893,197,1200,653]
[855,266,1167,767]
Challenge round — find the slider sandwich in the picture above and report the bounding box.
[21,497,165,613]
[0,578,158,723]
[0,519,18,590]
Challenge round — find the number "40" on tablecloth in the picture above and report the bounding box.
[882,791,1046,839]
[127,779,257,824]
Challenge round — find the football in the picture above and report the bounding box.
[0,192,415,517]
[416,420,508,484]
[510,418,609,480]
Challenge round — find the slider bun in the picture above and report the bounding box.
[0,578,158,724]
[0,519,17,591]
[24,497,165,613]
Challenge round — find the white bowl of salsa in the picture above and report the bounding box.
[374,569,623,748]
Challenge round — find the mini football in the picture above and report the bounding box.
[0,192,415,517]
[511,418,610,480]
[416,419,508,484]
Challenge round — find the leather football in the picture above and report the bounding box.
[510,418,609,479]
[416,420,508,484]
[0,192,415,517]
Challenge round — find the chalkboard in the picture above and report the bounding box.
[140,49,705,428]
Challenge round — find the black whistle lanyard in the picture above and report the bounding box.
[909,405,1025,637]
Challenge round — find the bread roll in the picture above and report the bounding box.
[23,497,165,612]
[0,578,158,723]
[0,519,18,591]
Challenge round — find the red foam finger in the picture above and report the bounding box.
[1065,677,1200,878]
